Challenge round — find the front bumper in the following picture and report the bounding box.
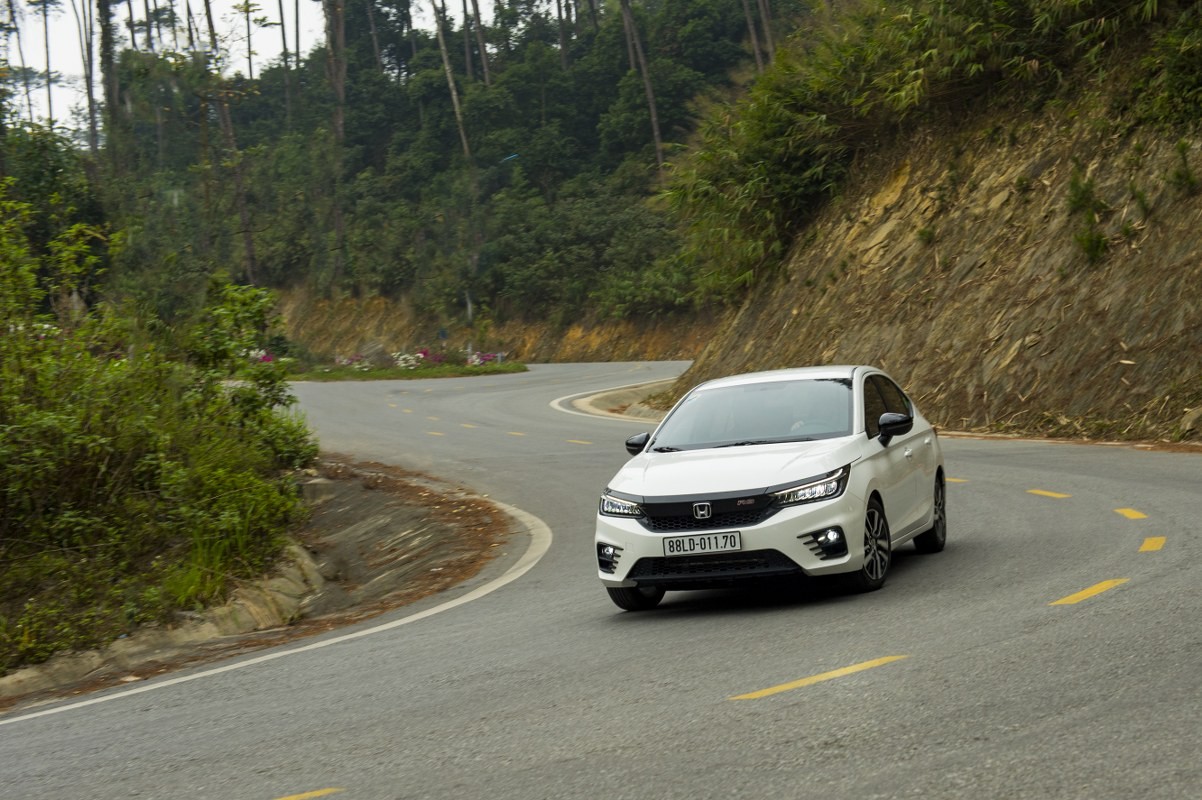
[596,492,867,588]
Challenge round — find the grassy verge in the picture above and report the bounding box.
[287,361,528,381]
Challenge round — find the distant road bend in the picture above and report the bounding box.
[1,361,1199,800]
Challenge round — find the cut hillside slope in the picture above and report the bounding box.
[679,111,1202,441]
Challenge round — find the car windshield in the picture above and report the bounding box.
[651,377,853,451]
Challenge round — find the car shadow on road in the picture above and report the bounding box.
[602,545,946,618]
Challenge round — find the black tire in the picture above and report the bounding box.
[607,585,665,611]
[913,476,947,554]
[843,497,891,593]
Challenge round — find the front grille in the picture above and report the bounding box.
[643,508,772,532]
[627,549,802,587]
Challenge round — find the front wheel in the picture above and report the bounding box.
[913,477,947,554]
[607,585,665,611]
[843,497,891,593]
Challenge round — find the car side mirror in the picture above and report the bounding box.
[878,412,913,447]
[625,432,651,456]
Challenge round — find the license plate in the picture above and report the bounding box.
[662,531,742,557]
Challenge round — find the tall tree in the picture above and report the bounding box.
[431,0,470,160]
[755,0,773,61]
[4,0,36,120]
[740,0,762,73]
[69,0,98,151]
[28,0,61,122]
[469,0,488,84]
[618,0,662,170]
[275,0,292,125]
[321,0,347,282]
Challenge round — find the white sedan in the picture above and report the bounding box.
[595,365,946,611]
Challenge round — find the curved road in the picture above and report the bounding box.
[2,362,1200,800]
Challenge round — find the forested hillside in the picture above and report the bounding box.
[3,0,806,327]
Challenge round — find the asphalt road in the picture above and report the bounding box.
[2,361,1200,800]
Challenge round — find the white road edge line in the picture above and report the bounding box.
[550,380,668,422]
[0,500,552,727]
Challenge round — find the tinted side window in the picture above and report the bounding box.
[872,376,912,416]
[863,379,888,438]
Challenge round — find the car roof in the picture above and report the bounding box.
[693,365,879,392]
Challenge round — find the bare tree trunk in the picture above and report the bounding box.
[142,0,155,50]
[619,0,662,172]
[431,0,470,161]
[755,0,774,62]
[740,0,762,73]
[41,0,53,122]
[7,0,35,121]
[469,0,488,85]
[166,0,179,49]
[125,0,140,50]
[184,0,196,49]
[364,0,384,71]
[97,0,117,134]
[70,0,99,152]
[460,0,472,82]
[555,0,567,68]
[201,0,217,54]
[243,3,252,77]
[322,0,346,143]
[276,0,292,126]
[321,0,348,284]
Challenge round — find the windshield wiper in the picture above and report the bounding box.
[714,440,773,448]
[650,445,681,452]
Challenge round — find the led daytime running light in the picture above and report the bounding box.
[599,493,643,517]
[773,467,848,506]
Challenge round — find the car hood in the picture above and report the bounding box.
[609,438,862,498]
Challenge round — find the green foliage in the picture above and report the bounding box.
[1168,139,1199,195]
[667,0,1189,296]
[1073,225,1109,264]
[0,197,315,672]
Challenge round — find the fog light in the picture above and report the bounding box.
[597,542,623,574]
[802,526,847,559]
[818,529,842,545]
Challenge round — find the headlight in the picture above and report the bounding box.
[599,492,643,517]
[772,466,849,507]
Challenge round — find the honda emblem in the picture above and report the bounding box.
[692,502,712,520]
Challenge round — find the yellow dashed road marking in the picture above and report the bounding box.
[1029,489,1072,499]
[427,416,440,421]
[947,478,968,483]
[274,789,344,800]
[1115,508,1147,520]
[427,431,445,437]
[567,439,593,445]
[1050,579,1129,605]
[402,409,413,414]
[461,423,478,428]
[508,431,526,437]
[1140,537,1166,552]
[731,656,909,700]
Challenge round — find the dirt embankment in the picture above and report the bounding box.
[681,116,1202,441]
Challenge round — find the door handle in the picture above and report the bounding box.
[904,447,914,460]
